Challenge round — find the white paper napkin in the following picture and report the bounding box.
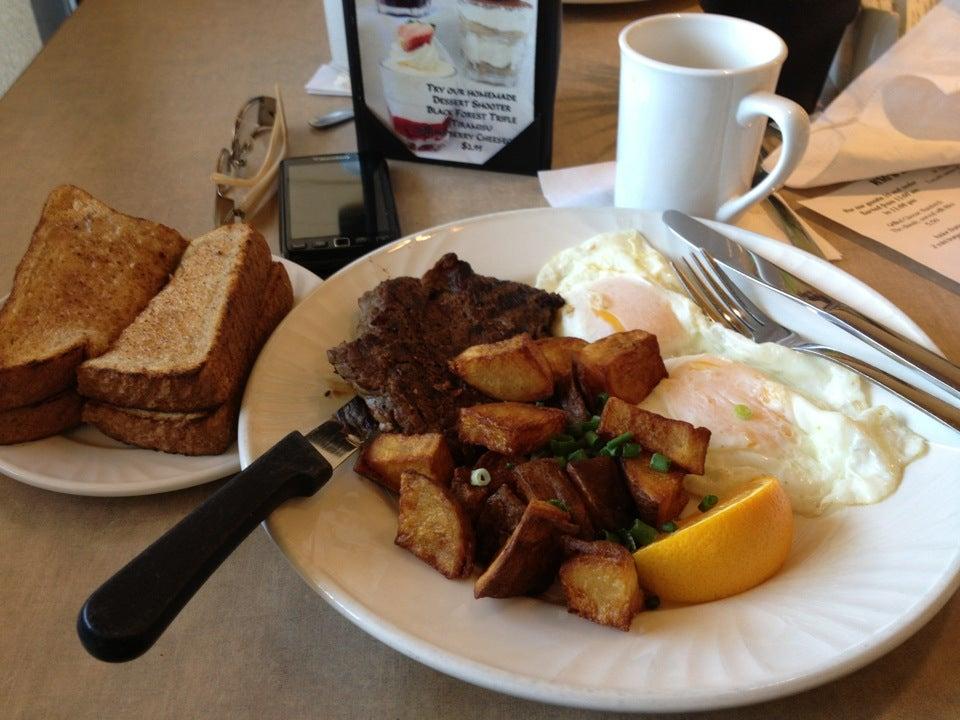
[537,162,842,259]
[305,64,351,97]
[776,0,960,188]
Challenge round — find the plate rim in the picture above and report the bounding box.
[240,207,957,711]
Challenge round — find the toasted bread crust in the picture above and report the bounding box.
[0,186,188,410]
[78,224,272,411]
[0,389,83,444]
[81,263,293,455]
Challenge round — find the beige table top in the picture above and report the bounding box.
[1,1,958,718]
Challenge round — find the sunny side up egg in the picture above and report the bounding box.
[536,230,926,516]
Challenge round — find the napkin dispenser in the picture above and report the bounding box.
[342,0,560,174]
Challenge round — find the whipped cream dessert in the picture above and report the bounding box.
[377,0,432,19]
[458,0,534,86]
[380,23,456,151]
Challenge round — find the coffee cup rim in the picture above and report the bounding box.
[618,13,787,78]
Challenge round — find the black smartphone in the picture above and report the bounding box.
[278,152,400,278]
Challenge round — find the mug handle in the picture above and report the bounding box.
[715,92,810,224]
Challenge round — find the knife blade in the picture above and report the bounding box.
[662,210,960,406]
[77,400,367,663]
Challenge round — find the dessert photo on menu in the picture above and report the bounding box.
[350,0,539,166]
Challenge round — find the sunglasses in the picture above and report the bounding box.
[212,88,288,226]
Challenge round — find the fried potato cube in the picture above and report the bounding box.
[536,337,588,381]
[449,333,554,402]
[395,471,474,579]
[599,397,710,475]
[559,539,643,631]
[566,455,636,532]
[575,330,667,405]
[475,483,526,566]
[513,458,594,539]
[354,432,454,494]
[449,451,519,521]
[475,499,578,598]
[458,402,567,456]
[620,455,689,527]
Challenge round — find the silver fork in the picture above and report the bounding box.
[671,252,960,431]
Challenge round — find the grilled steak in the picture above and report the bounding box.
[327,253,564,437]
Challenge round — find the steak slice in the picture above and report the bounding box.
[327,253,564,436]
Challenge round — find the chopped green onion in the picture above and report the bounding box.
[644,595,661,610]
[554,456,567,467]
[581,415,601,432]
[605,432,634,452]
[619,528,638,552]
[598,446,615,458]
[582,430,600,449]
[596,392,609,409]
[470,468,492,487]
[628,518,658,548]
[660,521,678,533]
[547,498,569,512]
[698,494,719,512]
[733,403,753,420]
[552,433,575,443]
[602,530,620,543]
[649,452,671,473]
[621,442,641,459]
[550,438,580,456]
[567,449,588,464]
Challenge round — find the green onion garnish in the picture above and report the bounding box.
[582,430,600,449]
[581,415,601,432]
[644,594,661,610]
[567,449,588,464]
[649,452,671,473]
[733,403,753,420]
[552,433,574,443]
[660,521,678,533]
[470,468,491,487]
[628,518,658,548]
[550,438,580,456]
[598,447,615,458]
[619,529,638,552]
[602,530,620,543]
[554,456,566,467]
[596,392,609,409]
[547,498,569,512]
[621,442,641,459]
[698,494,719,512]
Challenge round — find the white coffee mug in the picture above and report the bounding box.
[614,13,809,223]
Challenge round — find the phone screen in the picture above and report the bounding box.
[286,156,365,241]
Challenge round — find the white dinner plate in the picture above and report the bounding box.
[0,257,322,497]
[239,208,960,712]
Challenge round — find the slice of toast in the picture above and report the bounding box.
[0,186,188,410]
[0,389,83,445]
[78,223,272,412]
[82,262,293,455]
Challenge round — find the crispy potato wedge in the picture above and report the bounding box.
[475,483,526,566]
[575,330,667,406]
[396,471,474,579]
[458,402,567,456]
[620,454,689,527]
[557,375,591,425]
[513,458,594,539]
[566,455,636,532]
[599,397,710,475]
[536,337,587,381]
[449,333,554,402]
[559,539,643,631]
[355,432,454,494]
[475,499,579,598]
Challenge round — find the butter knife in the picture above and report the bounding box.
[77,403,368,663]
[662,211,960,405]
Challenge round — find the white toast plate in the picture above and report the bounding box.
[239,208,960,713]
[0,257,321,497]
